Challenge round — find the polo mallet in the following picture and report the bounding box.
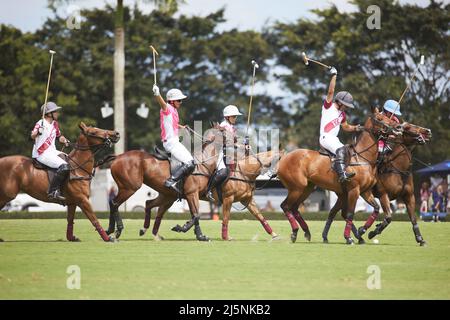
[302,52,332,70]
[42,50,56,125]
[390,55,425,119]
[149,45,159,85]
[245,60,259,156]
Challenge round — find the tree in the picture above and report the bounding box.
[265,0,450,167]
[48,0,184,155]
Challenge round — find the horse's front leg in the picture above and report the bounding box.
[358,190,382,238]
[221,196,233,241]
[343,188,360,245]
[246,198,279,240]
[79,198,114,242]
[66,204,80,242]
[404,192,426,246]
[368,193,392,240]
[323,196,343,243]
[107,188,136,239]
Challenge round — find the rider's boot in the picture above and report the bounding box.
[48,164,70,203]
[164,160,195,193]
[333,147,355,183]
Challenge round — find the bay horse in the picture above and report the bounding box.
[322,122,432,246]
[0,122,120,242]
[277,108,403,244]
[139,149,283,241]
[105,126,224,241]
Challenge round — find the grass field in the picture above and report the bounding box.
[0,219,449,300]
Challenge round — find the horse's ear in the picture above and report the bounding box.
[371,106,380,114]
[79,122,87,131]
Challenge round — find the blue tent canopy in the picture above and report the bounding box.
[416,159,450,175]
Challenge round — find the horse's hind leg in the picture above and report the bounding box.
[281,190,301,243]
[66,204,80,242]
[107,188,136,239]
[291,183,315,242]
[152,199,174,241]
[246,198,278,240]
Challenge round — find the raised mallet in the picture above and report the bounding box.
[42,50,56,122]
[391,55,425,118]
[149,45,159,86]
[302,52,332,70]
[246,60,260,136]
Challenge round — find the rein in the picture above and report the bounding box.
[64,130,115,181]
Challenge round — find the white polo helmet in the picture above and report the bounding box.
[166,89,187,101]
[41,102,62,114]
[223,105,242,117]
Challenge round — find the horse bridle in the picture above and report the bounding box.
[65,128,116,180]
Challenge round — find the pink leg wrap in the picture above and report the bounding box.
[222,223,228,240]
[93,221,110,241]
[364,211,379,229]
[344,219,353,239]
[285,212,299,231]
[66,223,74,241]
[260,219,273,235]
[292,211,309,232]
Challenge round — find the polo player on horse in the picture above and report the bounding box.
[319,67,363,183]
[30,102,70,202]
[152,84,195,193]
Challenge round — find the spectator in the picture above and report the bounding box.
[419,182,431,213]
[263,200,274,212]
[431,185,447,222]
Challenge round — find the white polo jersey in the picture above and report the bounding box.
[320,100,347,137]
[32,120,61,158]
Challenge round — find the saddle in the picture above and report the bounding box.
[318,145,352,166]
[32,153,70,183]
[152,146,183,175]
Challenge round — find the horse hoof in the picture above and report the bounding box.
[68,237,81,242]
[0,238,4,242]
[420,240,427,247]
[358,238,366,245]
[323,238,329,244]
[271,235,281,241]
[345,237,355,245]
[115,229,123,239]
[358,226,366,236]
[106,228,114,235]
[290,230,298,243]
[171,225,183,233]
[108,236,118,243]
[368,231,377,240]
[139,229,146,237]
[153,234,164,241]
[197,235,210,242]
[304,231,311,242]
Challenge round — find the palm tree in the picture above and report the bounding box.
[48,0,182,154]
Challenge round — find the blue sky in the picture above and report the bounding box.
[0,0,433,32]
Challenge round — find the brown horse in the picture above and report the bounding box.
[322,122,432,246]
[0,122,120,242]
[106,127,224,241]
[212,149,284,240]
[139,149,283,241]
[277,108,403,244]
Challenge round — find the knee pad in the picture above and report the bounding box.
[57,163,70,173]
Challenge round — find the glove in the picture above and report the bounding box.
[37,126,44,135]
[330,67,337,76]
[152,84,160,96]
[355,124,363,132]
[64,139,71,147]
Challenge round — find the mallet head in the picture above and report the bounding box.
[149,45,159,56]
[49,50,56,55]
[420,55,425,65]
[251,60,259,69]
[302,52,309,66]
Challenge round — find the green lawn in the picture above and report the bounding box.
[0,219,449,299]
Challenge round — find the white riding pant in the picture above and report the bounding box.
[163,138,194,164]
[35,150,67,169]
[319,134,344,155]
[217,150,226,170]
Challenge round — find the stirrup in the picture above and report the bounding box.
[48,190,66,204]
[206,191,215,202]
